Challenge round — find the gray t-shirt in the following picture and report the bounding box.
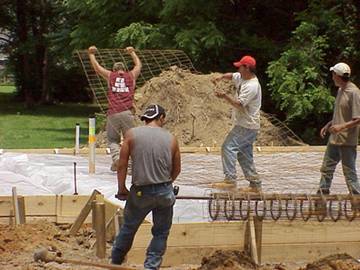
[131,126,173,186]
[232,72,262,130]
[329,82,360,146]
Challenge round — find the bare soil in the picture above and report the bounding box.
[1,222,359,270]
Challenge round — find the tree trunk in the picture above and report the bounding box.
[16,0,34,108]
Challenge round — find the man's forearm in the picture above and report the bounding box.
[117,163,128,191]
[344,118,360,130]
[130,52,141,68]
[224,94,243,110]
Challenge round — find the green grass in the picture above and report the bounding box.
[0,85,101,149]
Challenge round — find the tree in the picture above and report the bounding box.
[266,0,360,143]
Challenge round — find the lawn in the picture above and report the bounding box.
[0,85,101,149]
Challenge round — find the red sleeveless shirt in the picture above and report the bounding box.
[107,71,135,115]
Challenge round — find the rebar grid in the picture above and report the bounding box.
[205,192,360,222]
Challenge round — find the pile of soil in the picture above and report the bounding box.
[133,67,303,147]
[197,250,257,270]
[300,253,360,270]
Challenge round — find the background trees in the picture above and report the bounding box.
[0,0,359,144]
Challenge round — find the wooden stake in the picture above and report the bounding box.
[11,187,21,225]
[69,189,101,236]
[244,215,262,265]
[94,202,106,259]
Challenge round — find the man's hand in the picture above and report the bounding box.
[320,126,328,139]
[126,46,135,54]
[329,124,345,134]
[215,89,226,98]
[115,187,129,201]
[211,77,222,85]
[88,46,97,54]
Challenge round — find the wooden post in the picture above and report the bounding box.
[11,187,21,225]
[69,189,101,236]
[244,215,262,265]
[17,196,26,224]
[94,202,106,259]
[88,117,96,174]
[75,123,80,155]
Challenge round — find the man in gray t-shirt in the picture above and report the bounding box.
[318,62,360,195]
[111,104,181,270]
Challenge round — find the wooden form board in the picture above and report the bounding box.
[3,145,327,155]
[0,194,120,225]
[127,219,360,266]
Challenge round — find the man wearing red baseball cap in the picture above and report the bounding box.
[211,55,262,192]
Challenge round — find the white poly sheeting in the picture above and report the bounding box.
[0,152,210,223]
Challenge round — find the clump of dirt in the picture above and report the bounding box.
[197,250,257,270]
[133,66,303,147]
[300,253,360,270]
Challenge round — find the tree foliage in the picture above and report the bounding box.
[1,0,360,143]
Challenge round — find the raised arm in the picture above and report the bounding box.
[170,136,181,181]
[126,47,142,80]
[88,46,111,80]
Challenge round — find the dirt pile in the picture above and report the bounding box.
[197,250,257,270]
[300,253,360,270]
[133,67,303,147]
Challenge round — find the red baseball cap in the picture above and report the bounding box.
[233,55,256,68]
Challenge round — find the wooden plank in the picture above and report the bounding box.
[128,246,244,266]
[261,220,360,244]
[132,222,246,248]
[24,196,57,216]
[0,197,12,216]
[261,242,360,263]
[56,195,96,221]
[69,190,101,235]
[1,145,328,155]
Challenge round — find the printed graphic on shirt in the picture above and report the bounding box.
[112,77,129,93]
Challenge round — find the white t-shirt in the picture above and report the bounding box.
[232,72,261,129]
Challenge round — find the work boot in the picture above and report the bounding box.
[211,179,237,189]
[316,188,330,195]
[238,186,261,193]
[110,160,119,172]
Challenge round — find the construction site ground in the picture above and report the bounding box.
[1,220,360,269]
[1,150,360,269]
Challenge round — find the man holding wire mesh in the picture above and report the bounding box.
[211,55,262,192]
[88,46,142,171]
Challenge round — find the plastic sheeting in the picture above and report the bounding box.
[0,152,211,223]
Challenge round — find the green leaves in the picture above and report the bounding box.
[267,21,334,122]
[115,22,165,49]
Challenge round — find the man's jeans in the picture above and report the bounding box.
[221,125,260,187]
[111,183,175,270]
[319,143,360,194]
[106,110,135,162]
